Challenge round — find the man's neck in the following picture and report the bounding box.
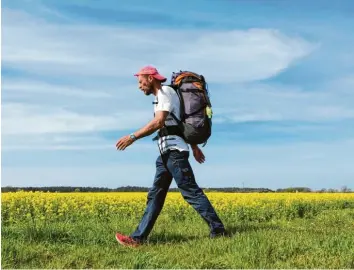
[152,82,162,96]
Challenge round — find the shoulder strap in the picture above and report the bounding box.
[170,112,181,124]
[165,84,185,123]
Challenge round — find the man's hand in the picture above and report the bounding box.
[116,135,135,151]
[191,145,205,164]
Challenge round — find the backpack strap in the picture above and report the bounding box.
[169,112,182,125]
[167,84,185,122]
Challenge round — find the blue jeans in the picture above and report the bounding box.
[130,150,225,242]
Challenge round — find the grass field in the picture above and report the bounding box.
[2,191,354,269]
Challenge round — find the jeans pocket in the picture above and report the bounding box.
[168,150,194,185]
[180,166,194,185]
[171,158,194,185]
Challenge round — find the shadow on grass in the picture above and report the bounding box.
[226,222,282,236]
[146,233,199,245]
[145,223,282,245]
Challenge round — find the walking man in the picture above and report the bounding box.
[115,66,226,247]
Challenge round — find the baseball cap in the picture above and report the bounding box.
[134,65,167,82]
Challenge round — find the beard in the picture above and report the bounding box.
[142,81,154,95]
[144,88,153,95]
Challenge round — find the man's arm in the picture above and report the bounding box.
[116,110,169,150]
[190,144,198,150]
[134,110,169,139]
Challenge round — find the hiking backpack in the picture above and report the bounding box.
[160,71,213,146]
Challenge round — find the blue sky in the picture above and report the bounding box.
[2,0,354,190]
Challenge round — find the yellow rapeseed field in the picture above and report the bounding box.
[2,191,354,268]
[2,191,354,224]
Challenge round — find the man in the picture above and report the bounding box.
[115,66,226,247]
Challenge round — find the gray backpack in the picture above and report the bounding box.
[159,71,213,146]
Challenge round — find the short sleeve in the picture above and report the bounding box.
[155,90,173,112]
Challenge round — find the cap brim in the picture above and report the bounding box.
[152,74,167,82]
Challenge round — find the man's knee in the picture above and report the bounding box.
[146,186,158,203]
[147,183,169,204]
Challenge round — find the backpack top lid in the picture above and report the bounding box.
[170,71,206,91]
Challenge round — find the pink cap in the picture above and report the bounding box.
[134,65,167,82]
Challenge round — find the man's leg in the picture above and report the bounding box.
[130,155,173,242]
[166,150,226,237]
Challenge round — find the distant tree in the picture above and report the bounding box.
[276,187,312,193]
[341,186,352,193]
[327,188,337,193]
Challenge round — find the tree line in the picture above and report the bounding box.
[1,185,352,193]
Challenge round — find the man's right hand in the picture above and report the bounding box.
[191,145,205,164]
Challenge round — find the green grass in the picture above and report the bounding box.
[2,208,354,269]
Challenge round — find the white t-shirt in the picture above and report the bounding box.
[154,85,189,154]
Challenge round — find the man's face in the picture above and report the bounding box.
[138,75,154,96]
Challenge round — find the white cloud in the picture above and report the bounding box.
[1,103,150,135]
[2,8,315,83]
[307,106,354,119]
[1,77,150,114]
[2,133,112,151]
[2,80,113,98]
[211,80,354,123]
[214,110,283,123]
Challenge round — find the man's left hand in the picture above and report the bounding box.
[192,145,206,164]
[116,135,135,151]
